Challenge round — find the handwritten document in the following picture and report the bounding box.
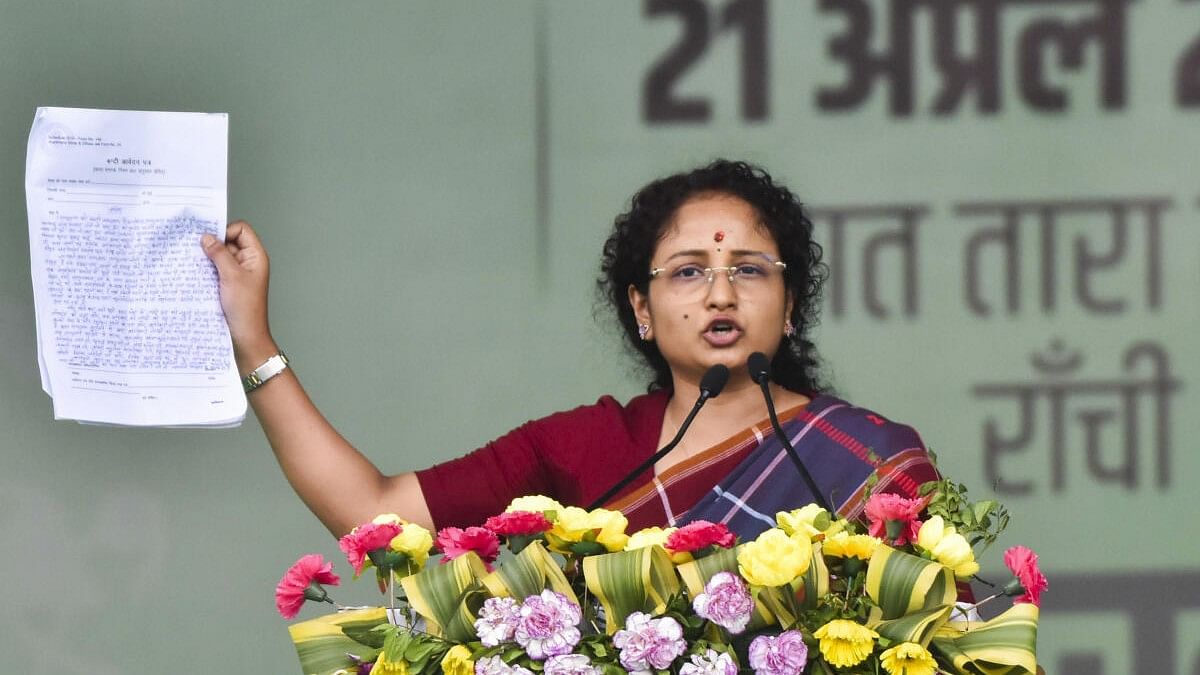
[25,107,245,426]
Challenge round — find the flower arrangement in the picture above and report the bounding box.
[277,478,1043,675]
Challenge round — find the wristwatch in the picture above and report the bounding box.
[242,352,289,393]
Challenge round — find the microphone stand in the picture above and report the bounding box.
[586,396,704,510]
[586,365,729,510]
[750,355,833,512]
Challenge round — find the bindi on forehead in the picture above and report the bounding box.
[713,230,725,243]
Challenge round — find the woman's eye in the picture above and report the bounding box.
[673,265,705,279]
[734,264,767,277]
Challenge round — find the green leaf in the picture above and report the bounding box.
[582,546,680,634]
[399,552,489,642]
[571,541,607,556]
[287,608,389,675]
[404,638,438,662]
[932,603,1039,675]
[341,620,388,649]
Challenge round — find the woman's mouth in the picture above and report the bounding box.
[702,320,742,347]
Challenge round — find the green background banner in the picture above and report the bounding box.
[2,1,1197,672]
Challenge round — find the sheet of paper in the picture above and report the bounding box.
[25,107,245,427]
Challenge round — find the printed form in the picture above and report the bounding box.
[25,107,245,426]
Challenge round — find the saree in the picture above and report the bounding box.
[606,394,939,540]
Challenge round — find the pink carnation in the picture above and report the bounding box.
[436,526,501,571]
[679,649,738,675]
[864,492,926,546]
[665,520,736,554]
[613,612,687,672]
[1003,545,1048,606]
[692,571,754,634]
[543,654,602,675]
[748,630,808,675]
[475,596,522,646]
[275,554,340,619]
[485,510,553,537]
[338,522,402,575]
[515,590,583,660]
[475,655,535,675]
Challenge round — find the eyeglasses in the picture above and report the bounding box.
[648,260,787,295]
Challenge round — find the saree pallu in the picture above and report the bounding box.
[607,394,939,541]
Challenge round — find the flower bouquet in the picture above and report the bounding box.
[277,482,1043,675]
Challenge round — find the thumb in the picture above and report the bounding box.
[200,234,239,277]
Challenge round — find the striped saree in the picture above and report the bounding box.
[605,394,940,541]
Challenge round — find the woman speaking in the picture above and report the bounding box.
[201,159,938,540]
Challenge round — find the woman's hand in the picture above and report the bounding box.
[201,220,275,365]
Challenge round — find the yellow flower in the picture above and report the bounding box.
[627,526,674,550]
[915,515,947,551]
[546,506,591,552]
[822,532,880,561]
[916,516,980,579]
[372,513,405,526]
[813,619,878,668]
[372,650,410,674]
[588,508,630,551]
[440,644,475,675]
[389,522,434,569]
[626,526,692,563]
[880,641,938,675]
[546,507,629,553]
[776,504,830,540]
[737,528,811,587]
[506,495,564,515]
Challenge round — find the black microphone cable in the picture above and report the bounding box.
[747,351,832,512]
[586,364,730,510]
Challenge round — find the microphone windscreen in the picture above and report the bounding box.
[748,352,772,384]
[700,364,730,398]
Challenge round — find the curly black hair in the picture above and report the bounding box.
[597,159,827,394]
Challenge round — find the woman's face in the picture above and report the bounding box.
[629,192,792,387]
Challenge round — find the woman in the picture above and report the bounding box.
[201,160,937,539]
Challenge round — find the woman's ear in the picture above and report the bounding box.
[628,284,652,340]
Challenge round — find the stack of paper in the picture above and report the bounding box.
[24,107,246,427]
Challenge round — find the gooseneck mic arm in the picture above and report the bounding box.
[586,364,730,510]
[747,352,832,512]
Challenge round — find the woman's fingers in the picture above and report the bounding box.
[201,231,240,276]
[201,221,273,350]
[226,220,266,256]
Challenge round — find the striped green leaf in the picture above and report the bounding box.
[869,604,954,646]
[399,551,489,642]
[932,603,1039,675]
[287,607,386,675]
[866,545,957,619]
[582,545,680,634]
[863,545,958,645]
[797,542,830,610]
[480,540,575,603]
[676,546,739,596]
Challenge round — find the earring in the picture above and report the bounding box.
[783,320,796,338]
[638,323,650,341]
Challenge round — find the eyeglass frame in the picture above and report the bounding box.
[648,260,787,287]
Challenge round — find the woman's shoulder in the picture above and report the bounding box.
[516,389,668,450]
[805,393,928,456]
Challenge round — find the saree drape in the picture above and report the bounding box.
[607,394,939,540]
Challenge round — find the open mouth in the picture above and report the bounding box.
[703,319,742,345]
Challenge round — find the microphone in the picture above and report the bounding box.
[586,364,730,510]
[747,352,832,512]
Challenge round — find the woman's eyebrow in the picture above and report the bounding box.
[660,248,708,263]
[660,248,770,263]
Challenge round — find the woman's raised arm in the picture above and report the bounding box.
[201,221,434,536]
